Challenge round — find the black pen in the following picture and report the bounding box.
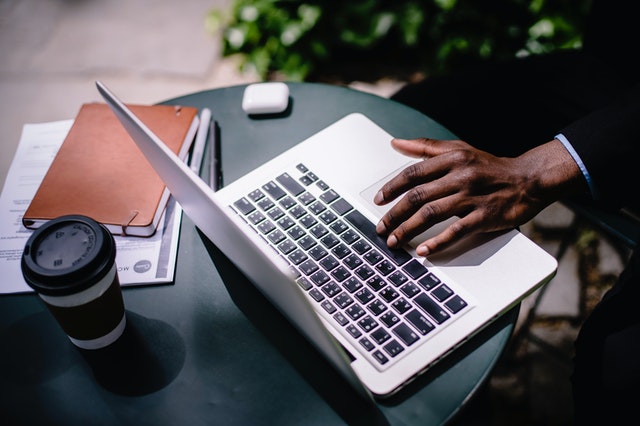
[209,119,222,191]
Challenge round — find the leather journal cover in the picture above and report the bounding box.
[22,102,199,236]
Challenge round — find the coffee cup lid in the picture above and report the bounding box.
[21,215,116,296]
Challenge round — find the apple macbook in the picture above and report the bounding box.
[96,80,557,399]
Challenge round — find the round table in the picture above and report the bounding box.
[0,82,517,426]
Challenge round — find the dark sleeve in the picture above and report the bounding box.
[560,84,640,211]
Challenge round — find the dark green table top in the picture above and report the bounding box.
[0,82,517,426]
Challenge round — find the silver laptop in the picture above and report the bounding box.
[97,80,557,400]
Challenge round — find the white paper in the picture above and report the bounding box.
[0,120,182,294]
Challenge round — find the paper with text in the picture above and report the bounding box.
[0,121,182,294]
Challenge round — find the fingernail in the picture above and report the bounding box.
[376,220,386,234]
[373,190,384,205]
[416,245,430,256]
[387,234,398,248]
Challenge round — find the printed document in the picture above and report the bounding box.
[0,120,183,294]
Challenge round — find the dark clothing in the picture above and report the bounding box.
[390,0,640,422]
[572,249,640,424]
[391,53,639,212]
[392,0,639,212]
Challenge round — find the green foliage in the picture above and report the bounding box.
[207,0,591,82]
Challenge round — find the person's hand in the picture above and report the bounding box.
[374,137,585,256]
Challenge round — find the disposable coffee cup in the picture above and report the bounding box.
[21,215,126,350]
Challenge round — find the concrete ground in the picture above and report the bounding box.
[1,1,629,424]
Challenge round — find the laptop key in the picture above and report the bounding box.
[267,206,285,221]
[319,210,338,224]
[298,259,319,276]
[296,277,312,291]
[363,250,383,265]
[233,197,255,215]
[355,264,375,280]
[334,292,354,309]
[346,324,362,338]
[366,276,386,292]
[344,210,412,266]
[392,297,412,314]
[383,340,404,358]
[279,196,296,210]
[343,254,363,270]
[321,281,342,297]
[276,172,305,196]
[444,295,468,314]
[330,198,353,215]
[298,235,316,250]
[308,245,328,260]
[331,243,351,259]
[380,286,399,303]
[330,266,351,282]
[300,175,314,186]
[300,214,317,229]
[402,259,428,279]
[432,284,454,302]
[367,298,387,316]
[352,239,372,254]
[248,189,264,201]
[262,181,286,199]
[359,337,375,352]
[333,311,349,326]
[400,282,421,298]
[308,288,324,302]
[257,220,275,234]
[342,277,363,293]
[289,205,307,219]
[330,220,348,234]
[277,216,295,230]
[375,260,395,276]
[320,189,339,204]
[392,323,420,346]
[389,270,409,287]
[308,201,326,215]
[418,272,441,291]
[355,288,374,304]
[321,234,339,248]
[319,255,339,271]
[380,311,400,328]
[371,328,391,344]
[310,270,331,286]
[414,293,451,324]
[257,197,275,211]
[287,249,308,265]
[310,224,328,238]
[346,304,366,320]
[298,192,316,205]
[267,229,286,244]
[357,315,378,332]
[372,350,389,364]
[277,239,296,255]
[286,224,305,240]
[321,299,337,314]
[316,180,330,191]
[341,229,360,244]
[405,309,435,335]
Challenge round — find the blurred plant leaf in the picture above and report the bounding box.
[208,0,591,82]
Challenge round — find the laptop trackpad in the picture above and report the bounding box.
[358,163,456,248]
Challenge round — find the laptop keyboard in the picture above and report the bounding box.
[231,163,472,370]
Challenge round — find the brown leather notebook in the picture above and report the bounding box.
[22,102,199,236]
